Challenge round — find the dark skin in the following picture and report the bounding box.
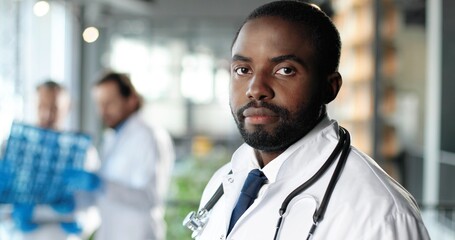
[229,16,342,167]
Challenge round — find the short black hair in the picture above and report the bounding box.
[232,0,341,77]
[96,72,143,110]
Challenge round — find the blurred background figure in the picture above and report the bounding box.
[92,72,175,240]
[36,81,71,130]
[0,80,100,240]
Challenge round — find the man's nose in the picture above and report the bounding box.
[246,72,274,101]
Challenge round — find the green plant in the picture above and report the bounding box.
[164,145,231,240]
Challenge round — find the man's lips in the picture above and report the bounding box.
[243,107,279,124]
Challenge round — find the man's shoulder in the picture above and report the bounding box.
[122,114,157,138]
[126,113,170,134]
[338,147,421,215]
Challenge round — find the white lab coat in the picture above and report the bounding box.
[196,116,430,240]
[96,112,174,240]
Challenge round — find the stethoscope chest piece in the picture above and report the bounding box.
[183,209,210,238]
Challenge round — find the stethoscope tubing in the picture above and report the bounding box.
[273,127,351,240]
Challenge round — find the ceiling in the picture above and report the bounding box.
[78,0,274,19]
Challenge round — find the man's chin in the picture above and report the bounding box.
[244,139,289,153]
[241,131,283,151]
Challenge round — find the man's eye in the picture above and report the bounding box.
[276,67,295,75]
[235,67,250,75]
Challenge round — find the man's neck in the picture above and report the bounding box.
[254,149,282,168]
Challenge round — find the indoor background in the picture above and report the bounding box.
[0,0,453,239]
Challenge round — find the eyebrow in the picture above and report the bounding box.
[232,54,252,62]
[271,54,308,68]
[232,54,308,68]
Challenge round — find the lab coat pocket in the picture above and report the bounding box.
[276,194,319,240]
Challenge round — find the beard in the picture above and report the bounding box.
[232,100,324,153]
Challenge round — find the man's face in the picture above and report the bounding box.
[93,81,134,129]
[37,88,69,130]
[230,16,324,152]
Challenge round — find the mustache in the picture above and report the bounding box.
[236,101,289,120]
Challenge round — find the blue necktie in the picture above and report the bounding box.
[227,169,267,235]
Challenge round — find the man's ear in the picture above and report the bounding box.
[324,72,342,104]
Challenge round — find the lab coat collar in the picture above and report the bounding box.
[113,119,127,133]
[230,114,338,184]
[113,111,141,134]
[101,112,142,160]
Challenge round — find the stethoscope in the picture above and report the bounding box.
[183,126,351,240]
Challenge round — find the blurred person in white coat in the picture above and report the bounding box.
[92,72,175,240]
[0,80,100,240]
[186,1,430,240]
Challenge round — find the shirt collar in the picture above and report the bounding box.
[261,152,287,184]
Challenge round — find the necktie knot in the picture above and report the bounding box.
[241,169,267,197]
[228,169,268,235]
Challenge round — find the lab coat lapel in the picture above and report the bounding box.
[221,170,249,234]
[276,119,339,182]
[101,129,116,159]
